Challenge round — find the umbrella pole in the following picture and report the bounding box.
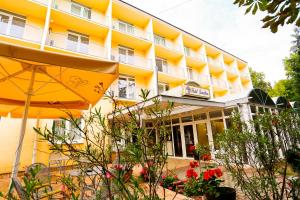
[8,66,36,192]
[32,118,40,164]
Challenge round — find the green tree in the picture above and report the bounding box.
[269,79,295,99]
[249,67,272,93]
[233,0,300,33]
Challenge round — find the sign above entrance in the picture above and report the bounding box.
[182,85,210,99]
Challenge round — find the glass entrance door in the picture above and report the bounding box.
[172,125,182,157]
[196,123,209,146]
[184,125,195,157]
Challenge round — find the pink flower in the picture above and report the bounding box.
[168,186,173,190]
[174,175,178,179]
[162,175,166,179]
[106,171,112,179]
[114,164,123,171]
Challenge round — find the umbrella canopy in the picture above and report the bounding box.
[0,42,118,183]
[0,42,118,118]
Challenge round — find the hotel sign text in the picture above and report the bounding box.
[182,85,210,99]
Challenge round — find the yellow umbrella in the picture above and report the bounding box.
[0,42,118,180]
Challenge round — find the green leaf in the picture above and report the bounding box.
[245,4,253,14]
[252,3,258,14]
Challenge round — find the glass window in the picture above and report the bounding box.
[118,20,135,35]
[0,12,25,38]
[71,1,91,19]
[250,105,256,113]
[209,111,222,118]
[224,108,234,116]
[258,107,264,114]
[156,57,168,73]
[196,123,209,146]
[118,76,136,99]
[181,116,193,123]
[194,113,207,121]
[211,119,224,150]
[67,32,89,54]
[118,46,134,64]
[53,119,83,143]
[172,118,180,124]
[154,34,166,46]
[158,82,169,94]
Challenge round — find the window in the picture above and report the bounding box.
[71,1,91,19]
[118,76,136,99]
[184,46,190,56]
[156,57,168,73]
[154,34,166,46]
[118,46,134,65]
[158,82,169,94]
[187,67,193,80]
[182,116,193,123]
[118,20,134,35]
[67,31,89,54]
[194,113,207,121]
[0,11,25,38]
[209,110,222,118]
[52,119,83,143]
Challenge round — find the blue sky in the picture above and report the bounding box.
[122,0,295,85]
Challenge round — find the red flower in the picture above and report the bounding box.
[215,168,222,177]
[201,154,211,161]
[203,171,210,181]
[174,175,178,179]
[189,161,199,168]
[208,169,215,177]
[186,168,198,179]
[140,167,148,175]
[162,175,166,179]
[189,145,196,152]
[168,186,173,190]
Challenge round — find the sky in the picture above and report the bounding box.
[122,0,295,85]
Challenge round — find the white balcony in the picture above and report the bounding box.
[229,84,241,94]
[187,71,210,88]
[211,77,227,91]
[0,21,42,43]
[108,84,154,102]
[52,0,109,26]
[185,50,206,63]
[32,0,48,5]
[46,32,107,58]
[239,70,251,82]
[157,64,186,79]
[154,37,181,52]
[112,19,151,41]
[208,57,224,74]
[111,50,152,70]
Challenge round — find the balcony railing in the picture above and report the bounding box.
[211,77,227,89]
[46,32,108,58]
[0,22,43,43]
[229,85,241,93]
[112,19,151,41]
[154,38,181,52]
[185,50,206,63]
[239,70,250,79]
[52,0,109,26]
[187,72,210,86]
[111,50,152,70]
[207,57,223,69]
[108,84,154,101]
[32,0,48,5]
[157,65,186,79]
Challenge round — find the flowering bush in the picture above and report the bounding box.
[160,175,179,191]
[201,154,211,161]
[186,168,198,179]
[200,168,223,199]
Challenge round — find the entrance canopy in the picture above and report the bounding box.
[248,88,275,106]
[272,96,291,109]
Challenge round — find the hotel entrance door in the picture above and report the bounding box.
[184,125,195,157]
[172,125,182,157]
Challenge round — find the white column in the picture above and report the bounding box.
[105,0,112,60]
[40,0,52,50]
[206,112,215,159]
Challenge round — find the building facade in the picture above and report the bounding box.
[0,0,254,173]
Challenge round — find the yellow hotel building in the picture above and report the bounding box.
[0,0,254,173]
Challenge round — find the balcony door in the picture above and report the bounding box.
[118,46,134,65]
[118,76,135,99]
[67,31,89,54]
[156,57,168,73]
[71,1,91,19]
[0,11,25,38]
[118,20,134,35]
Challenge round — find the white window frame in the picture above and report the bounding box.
[117,75,136,99]
[118,20,135,35]
[66,31,89,54]
[156,57,168,73]
[158,82,169,94]
[70,1,91,19]
[0,10,26,39]
[52,119,84,144]
[154,34,166,46]
[118,45,134,65]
